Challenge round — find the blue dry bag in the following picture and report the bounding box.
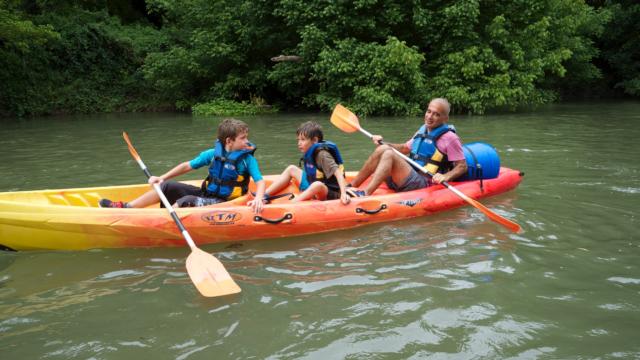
[458,142,500,181]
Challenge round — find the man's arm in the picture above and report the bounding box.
[431,132,467,184]
[371,135,411,154]
[441,159,468,183]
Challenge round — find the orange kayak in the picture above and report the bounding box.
[0,168,523,250]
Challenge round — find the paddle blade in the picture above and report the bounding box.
[186,247,241,297]
[122,132,141,161]
[468,197,522,233]
[330,104,360,133]
[439,180,521,233]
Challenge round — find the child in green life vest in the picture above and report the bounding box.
[251,121,350,206]
[100,119,266,213]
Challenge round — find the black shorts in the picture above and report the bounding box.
[159,181,224,208]
[326,188,341,200]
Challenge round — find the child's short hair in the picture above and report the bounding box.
[296,121,323,142]
[217,118,249,143]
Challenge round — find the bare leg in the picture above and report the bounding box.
[350,145,390,188]
[362,147,414,195]
[128,189,161,208]
[294,181,328,202]
[265,165,302,196]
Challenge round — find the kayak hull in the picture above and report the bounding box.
[0,168,523,250]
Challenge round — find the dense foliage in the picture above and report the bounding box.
[592,0,640,96]
[0,0,636,117]
[0,0,165,116]
[192,99,277,116]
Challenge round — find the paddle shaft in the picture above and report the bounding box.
[132,158,198,250]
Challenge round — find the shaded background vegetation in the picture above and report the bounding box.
[0,0,637,117]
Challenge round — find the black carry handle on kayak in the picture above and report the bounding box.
[251,191,295,204]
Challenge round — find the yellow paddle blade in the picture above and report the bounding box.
[330,104,360,133]
[186,247,241,297]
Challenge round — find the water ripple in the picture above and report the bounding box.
[375,260,431,273]
[286,275,405,293]
[610,186,640,194]
[608,277,640,285]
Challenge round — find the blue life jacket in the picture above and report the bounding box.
[300,141,345,192]
[409,124,456,173]
[203,140,256,200]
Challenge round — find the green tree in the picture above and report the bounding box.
[270,0,607,114]
[0,0,164,116]
[142,0,290,109]
[418,0,606,113]
[1,0,618,117]
[269,0,424,114]
[0,0,59,116]
[593,0,639,96]
[311,37,426,115]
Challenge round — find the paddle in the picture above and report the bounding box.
[122,132,241,297]
[330,104,521,233]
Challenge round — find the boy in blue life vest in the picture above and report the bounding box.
[253,121,351,205]
[100,118,267,213]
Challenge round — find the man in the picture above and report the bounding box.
[347,98,468,196]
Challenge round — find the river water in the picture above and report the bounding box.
[0,102,638,359]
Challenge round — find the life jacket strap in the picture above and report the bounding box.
[201,175,250,196]
[214,155,241,165]
[410,152,430,163]
[211,177,247,187]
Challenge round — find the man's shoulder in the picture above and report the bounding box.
[440,130,461,141]
[437,130,465,160]
[436,130,463,151]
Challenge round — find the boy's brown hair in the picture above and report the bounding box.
[296,121,324,142]
[217,118,249,143]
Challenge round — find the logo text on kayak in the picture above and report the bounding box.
[201,211,242,225]
[397,198,422,207]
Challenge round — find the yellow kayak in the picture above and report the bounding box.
[0,169,523,251]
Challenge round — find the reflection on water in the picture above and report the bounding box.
[1,102,640,358]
